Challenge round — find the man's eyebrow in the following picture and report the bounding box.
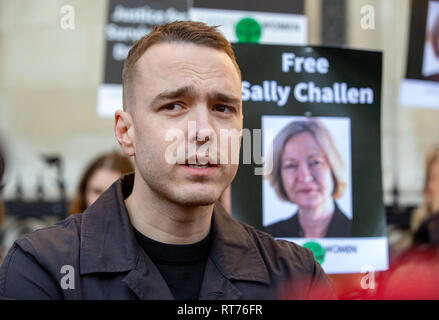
[151,86,196,106]
[209,92,241,105]
[150,86,241,107]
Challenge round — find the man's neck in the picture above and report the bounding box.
[125,175,214,245]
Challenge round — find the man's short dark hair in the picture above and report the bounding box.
[122,21,241,111]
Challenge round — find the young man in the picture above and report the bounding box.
[0,21,335,300]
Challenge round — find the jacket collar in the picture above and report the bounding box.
[79,173,139,275]
[79,173,270,286]
[208,203,270,285]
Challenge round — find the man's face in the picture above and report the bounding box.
[127,42,242,206]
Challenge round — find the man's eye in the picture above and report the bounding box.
[162,104,182,111]
[284,163,298,170]
[214,105,232,113]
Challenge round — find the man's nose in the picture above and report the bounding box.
[296,163,313,183]
[188,105,215,144]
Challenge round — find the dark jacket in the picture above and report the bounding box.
[265,202,352,238]
[0,174,335,300]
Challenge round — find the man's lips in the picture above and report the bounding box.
[180,162,219,176]
[185,154,217,166]
[183,158,218,166]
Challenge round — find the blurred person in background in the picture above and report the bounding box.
[411,144,439,244]
[1,151,133,260]
[69,151,134,214]
[371,144,439,299]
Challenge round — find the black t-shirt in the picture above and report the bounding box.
[133,228,211,300]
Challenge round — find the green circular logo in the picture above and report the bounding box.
[235,17,262,43]
[303,241,325,264]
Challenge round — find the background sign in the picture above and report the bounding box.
[189,8,307,45]
[97,0,189,117]
[232,44,387,273]
[97,0,306,118]
[399,0,439,109]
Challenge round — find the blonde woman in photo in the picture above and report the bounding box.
[265,119,351,238]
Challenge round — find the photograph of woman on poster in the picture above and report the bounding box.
[264,118,352,238]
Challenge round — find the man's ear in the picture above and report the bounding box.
[115,109,135,156]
